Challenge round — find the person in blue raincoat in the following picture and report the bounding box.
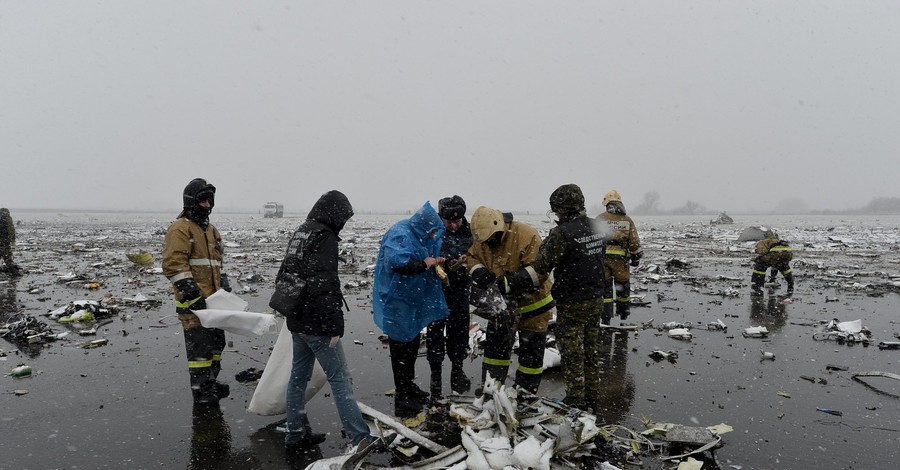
[373,201,449,416]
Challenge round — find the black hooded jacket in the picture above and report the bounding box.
[280,190,354,336]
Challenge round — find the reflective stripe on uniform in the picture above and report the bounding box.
[517,364,543,375]
[752,269,767,275]
[770,246,791,252]
[188,359,213,369]
[603,298,614,303]
[784,268,793,274]
[615,297,630,303]
[483,357,511,366]
[189,258,222,267]
[176,296,203,309]
[605,247,627,256]
[168,271,193,283]
[518,294,554,314]
[212,354,222,362]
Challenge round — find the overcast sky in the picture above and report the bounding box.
[2,1,899,214]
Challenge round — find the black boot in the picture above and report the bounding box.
[784,272,794,297]
[601,301,614,325]
[213,381,230,399]
[617,302,631,322]
[193,380,220,406]
[750,272,765,296]
[450,362,471,394]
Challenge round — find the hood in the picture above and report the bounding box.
[409,201,445,242]
[308,190,354,232]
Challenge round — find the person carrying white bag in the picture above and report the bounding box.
[266,190,385,454]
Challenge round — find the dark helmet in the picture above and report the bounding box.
[549,183,585,217]
[438,195,466,220]
[179,178,216,220]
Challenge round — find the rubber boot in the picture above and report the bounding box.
[190,367,219,406]
[481,363,509,394]
[784,272,794,297]
[617,302,631,322]
[750,272,765,296]
[450,362,471,394]
[601,302,614,325]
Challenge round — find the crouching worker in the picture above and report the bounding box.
[163,178,231,406]
[276,190,384,453]
[498,184,606,410]
[751,229,794,297]
[468,206,554,395]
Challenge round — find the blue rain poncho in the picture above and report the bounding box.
[373,202,449,342]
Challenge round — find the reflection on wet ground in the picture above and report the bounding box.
[2,212,900,468]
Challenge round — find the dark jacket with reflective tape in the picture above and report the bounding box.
[279,191,353,337]
[163,218,224,300]
[532,215,606,305]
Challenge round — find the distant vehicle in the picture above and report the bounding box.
[263,202,284,218]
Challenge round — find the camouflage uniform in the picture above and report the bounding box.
[501,184,606,409]
[0,208,19,275]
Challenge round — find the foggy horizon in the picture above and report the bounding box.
[3,2,899,216]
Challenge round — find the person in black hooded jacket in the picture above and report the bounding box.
[279,190,382,453]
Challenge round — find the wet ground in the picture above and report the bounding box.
[1,211,899,469]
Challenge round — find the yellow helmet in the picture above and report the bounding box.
[602,190,622,206]
[471,206,505,243]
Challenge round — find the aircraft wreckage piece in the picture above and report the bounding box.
[357,401,449,454]
[851,371,900,398]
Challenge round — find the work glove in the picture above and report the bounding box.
[174,278,206,310]
[492,308,512,331]
[496,268,536,295]
[220,273,232,292]
[471,267,496,290]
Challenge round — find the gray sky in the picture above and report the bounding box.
[2,1,899,214]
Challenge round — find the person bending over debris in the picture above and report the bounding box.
[0,208,21,276]
[373,201,449,417]
[751,229,794,296]
[468,205,555,395]
[162,178,232,406]
[497,184,606,410]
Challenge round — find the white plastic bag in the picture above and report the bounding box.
[247,322,326,415]
[194,289,277,336]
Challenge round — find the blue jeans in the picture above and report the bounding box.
[285,334,369,446]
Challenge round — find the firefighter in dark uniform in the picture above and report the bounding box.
[596,190,642,323]
[163,178,232,406]
[426,195,474,397]
[499,184,606,409]
[468,206,554,394]
[0,208,21,276]
[751,229,794,297]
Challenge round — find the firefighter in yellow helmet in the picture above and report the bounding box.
[596,190,642,323]
[467,206,554,394]
[163,178,232,406]
[751,229,794,296]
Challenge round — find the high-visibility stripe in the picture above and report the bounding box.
[770,246,791,252]
[518,294,554,314]
[483,357,511,366]
[169,272,193,283]
[517,364,543,375]
[784,268,793,274]
[176,296,203,309]
[605,247,627,256]
[188,360,213,368]
[189,259,222,267]
[615,297,630,303]
[752,269,767,275]
[603,298,614,303]
[212,355,222,362]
